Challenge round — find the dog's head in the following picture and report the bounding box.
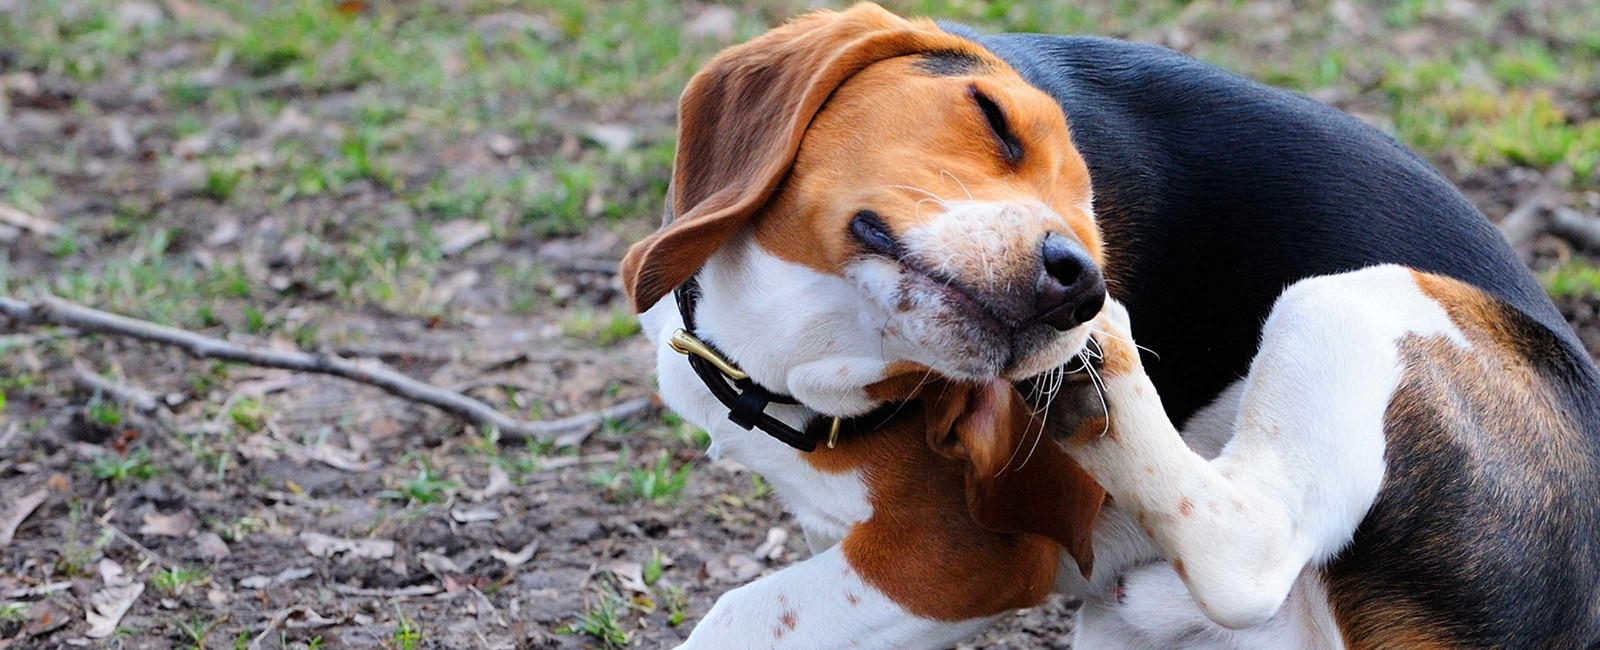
[625,3,1103,399]
[625,2,1106,577]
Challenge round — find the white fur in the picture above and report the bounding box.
[673,546,997,650]
[1068,264,1466,638]
[643,237,983,647]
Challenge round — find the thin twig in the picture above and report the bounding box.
[103,523,169,570]
[248,607,295,650]
[72,362,159,414]
[0,295,654,444]
[329,584,443,598]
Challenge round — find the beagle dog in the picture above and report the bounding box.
[624,4,1600,648]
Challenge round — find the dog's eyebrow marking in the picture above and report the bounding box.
[915,50,989,76]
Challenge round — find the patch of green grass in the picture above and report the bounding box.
[173,613,224,650]
[85,397,124,429]
[0,390,7,418]
[662,584,688,627]
[49,227,83,258]
[1542,261,1600,298]
[563,305,641,346]
[561,589,631,648]
[500,437,578,479]
[381,458,457,505]
[0,601,26,622]
[592,451,692,503]
[153,565,210,597]
[660,411,711,450]
[203,165,247,202]
[495,262,548,315]
[88,447,158,483]
[643,548,665,586]
[390,605,423,650]
[226,398,267,433]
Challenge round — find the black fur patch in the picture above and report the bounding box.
[914,50,988,76]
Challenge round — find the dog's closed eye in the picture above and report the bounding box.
[850,209,901,257]
[970,86,1023,167]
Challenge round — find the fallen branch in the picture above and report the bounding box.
[1497,188,1552,248]
[1550,206,1600,252]
[0,295,653,444]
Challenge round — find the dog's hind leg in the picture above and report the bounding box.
[674,544,999,650]
[1060,265,1465,630]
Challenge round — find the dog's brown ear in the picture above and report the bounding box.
[924,380,1106,579]
[620,3,984,312]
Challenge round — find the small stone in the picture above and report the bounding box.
[486,133,518,157]
[583,124,636,154]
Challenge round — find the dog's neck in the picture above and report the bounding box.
[639,234,886,542]
[668,233,900,419]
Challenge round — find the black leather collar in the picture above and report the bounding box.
[671,278,906,452]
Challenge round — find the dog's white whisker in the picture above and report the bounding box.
[1090,328,1161,359]
[941,169,974,201]
[886,184,950,206]
[1080,349,1111,438]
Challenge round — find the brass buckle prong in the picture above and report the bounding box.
[827,417,841,449]
[669,329,749,381]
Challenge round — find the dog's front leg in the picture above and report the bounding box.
[1060,290,1397,630]
[677,544,996,649]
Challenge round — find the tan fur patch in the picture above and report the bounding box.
[1327,271,1591,648]
[756,50,1098,278]
[802,378,1105,618]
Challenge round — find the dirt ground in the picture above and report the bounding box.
[1,1,1598,649]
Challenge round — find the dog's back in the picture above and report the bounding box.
[950,28,1581,415]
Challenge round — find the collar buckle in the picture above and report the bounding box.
[669,329,749,381]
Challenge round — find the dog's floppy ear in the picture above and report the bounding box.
[620,3,984,312]
[924,380,1106,579]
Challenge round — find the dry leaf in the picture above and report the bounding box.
[239,566,313,590]
[490,540,538,568]
[470,465,511,502]
[83,562,142,639]
[139,510,197,538]
[753,527,789,561]
[284,607,342,629]
[196,532,230,560]
[0,488,48,547]
[450,506,499,523]
[419,551,464,575]
[307,444,378,472]
[299,531,394,560]
[437,220,493,257]
[704,554,762,584]
[0,204,59,236]
[609,561,648,594]
[24,599,73,637]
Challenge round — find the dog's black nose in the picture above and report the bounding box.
[1035,232,1106,331]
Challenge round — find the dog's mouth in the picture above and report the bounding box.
[877,258,1100,382]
